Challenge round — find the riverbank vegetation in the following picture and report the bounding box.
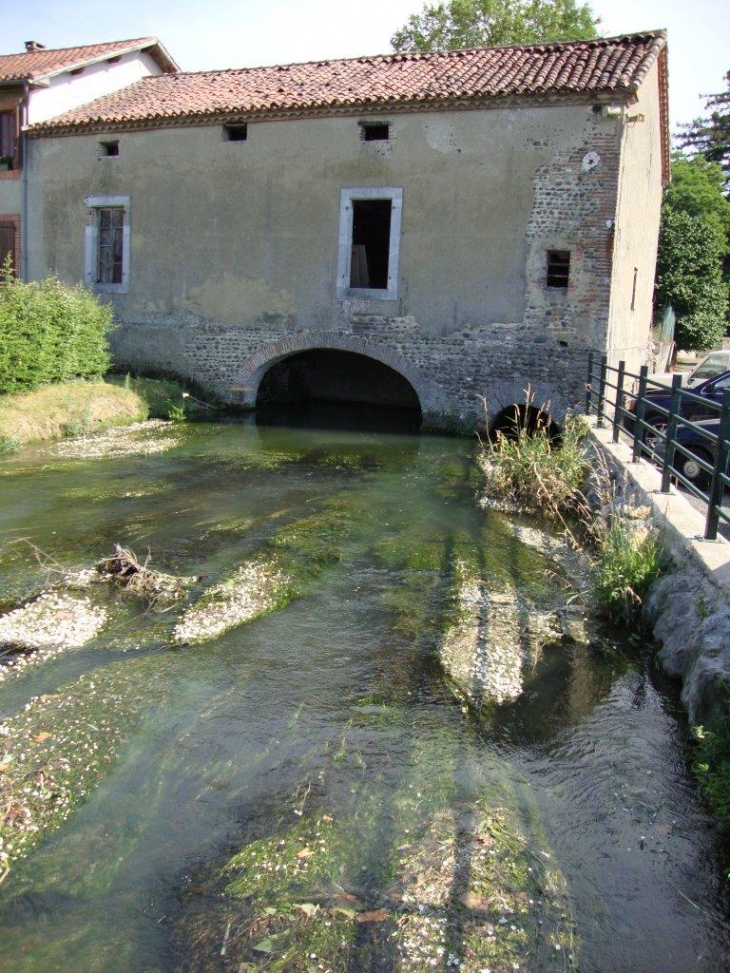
[0,380,145,452]
[0,269,193,451]
[0,376,195,453]
[478,403,662,628]
[693,703,730,831]
[0,269,112,395]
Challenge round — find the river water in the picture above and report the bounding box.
[0,418,728,973]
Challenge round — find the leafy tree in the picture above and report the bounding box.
[391,0,598,53]
[655,155,730,349]
[676,73,730,185]
[655,208,727,351]
[664,156,730,246]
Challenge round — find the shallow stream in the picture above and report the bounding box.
[0,419,728,972]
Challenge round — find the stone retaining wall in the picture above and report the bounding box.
[588,420,730,723]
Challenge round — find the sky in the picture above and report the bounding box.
[2,0,729,132]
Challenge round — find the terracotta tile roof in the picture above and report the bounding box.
[0,37,177,83]
[31,30,666,134]
[29,31,666,134]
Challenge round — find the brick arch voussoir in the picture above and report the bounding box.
[484,380,571,429]
[232,333,427,408]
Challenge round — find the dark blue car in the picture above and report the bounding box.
[659,417,724,489]
[628,368,730,438]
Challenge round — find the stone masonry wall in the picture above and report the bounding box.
[112,314,589,430]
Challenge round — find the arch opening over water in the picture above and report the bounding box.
[488,403,560,442]
[255,349,422,431]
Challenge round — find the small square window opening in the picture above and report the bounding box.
[546,250,570,288]
[99,141,119,158]
[360,122,389,142]
[224,124,248,142]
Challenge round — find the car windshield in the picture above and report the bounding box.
[691,352,730,381]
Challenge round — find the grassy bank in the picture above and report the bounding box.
[0,376,189,452]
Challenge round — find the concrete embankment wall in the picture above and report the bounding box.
[588,420,730,724]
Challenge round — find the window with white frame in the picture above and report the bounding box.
[84,195,130,293]
[337,187,402,300]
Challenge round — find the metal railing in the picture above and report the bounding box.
[585,353,730,541]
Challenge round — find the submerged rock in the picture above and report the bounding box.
[173,499,354,645]
[173,559,291,644]
[54,420,178,459]
[440,562,560,706]
[0,592,106,653]
[0,655,172,878]
[395,805,576,973]
[174,798,576,973]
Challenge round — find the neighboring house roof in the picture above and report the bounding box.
[29,31,667,136]
[0,37,178,85]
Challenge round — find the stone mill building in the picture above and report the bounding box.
[4,30,669,429]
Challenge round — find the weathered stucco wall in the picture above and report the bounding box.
[0,175,21,216]
[607,59,665,375]
[26,94,661,428]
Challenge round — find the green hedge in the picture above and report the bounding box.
[0,272,114,394]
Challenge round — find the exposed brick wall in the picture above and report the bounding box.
[524,130,621,353]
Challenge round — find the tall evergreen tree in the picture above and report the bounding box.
[676,73,730,187]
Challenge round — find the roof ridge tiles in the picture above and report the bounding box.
[28,29,668,136]
[140,28,666,82]
[0,36,158,58]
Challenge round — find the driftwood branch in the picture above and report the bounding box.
[96,544,191,609]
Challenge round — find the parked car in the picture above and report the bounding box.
[627,368,730,440]
[657,418,722,490]
[685,350,730,387]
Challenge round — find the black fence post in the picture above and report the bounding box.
[585,352,594,415]
[660,375,683,494]
[596,355,607,428]
[705,389,730,541]
[612,360,625,443]
[632,365,649,463]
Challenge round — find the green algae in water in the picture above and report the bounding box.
[174,496,364,644]
[0,652,179,873]
[173,700,576,973]
[0,422,718,973]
